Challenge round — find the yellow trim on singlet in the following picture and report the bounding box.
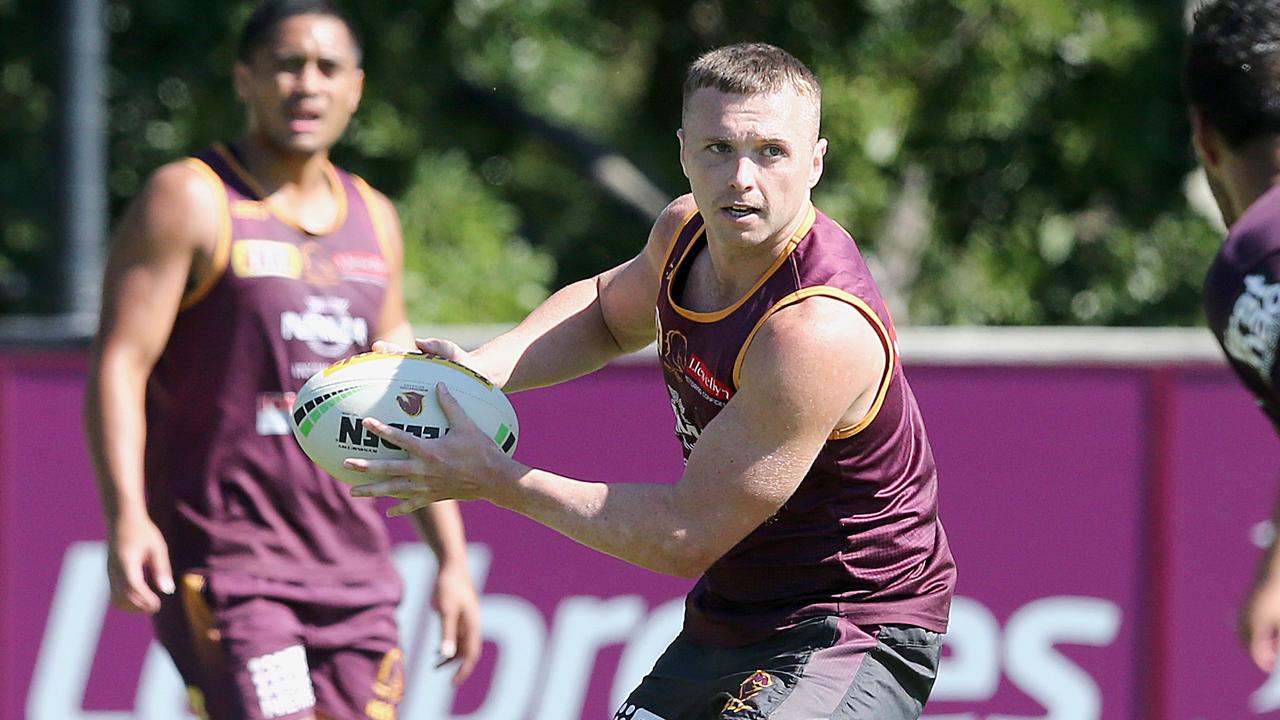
[212,143,349,235]
[349,174,393,260]
[667,204,818,323]
[731,286,897,440]
[660,206,704,273]
[178,157,233,312]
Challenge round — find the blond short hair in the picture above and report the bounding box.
[682,43,822,135]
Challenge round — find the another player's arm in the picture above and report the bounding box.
[84,162,219,613]
[367,189,481,684]
[356,296,886,577]
[427,194,695,391]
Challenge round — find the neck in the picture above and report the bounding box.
[232,134,332,197]
[703,200,811,297]
[1222,136,1280,226]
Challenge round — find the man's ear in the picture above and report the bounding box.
[232,62,251,103]
[676,128,688,178]
[1191,107,1222,168]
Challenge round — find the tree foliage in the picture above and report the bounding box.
[2,0,1221,326]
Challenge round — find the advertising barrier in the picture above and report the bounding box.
[1,328,1277,719]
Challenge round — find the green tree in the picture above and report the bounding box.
[2,0,1222,327]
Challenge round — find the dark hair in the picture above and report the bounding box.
[1183,0,1280,147]
[682,43,821,129]
[236,0,363,66]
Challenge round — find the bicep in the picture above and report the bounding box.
[598,195,696,351]
[96,163,217,371]
[671,298,885,560]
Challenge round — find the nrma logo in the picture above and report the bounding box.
[280,295,369,358]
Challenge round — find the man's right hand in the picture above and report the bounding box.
[107,513,175,614]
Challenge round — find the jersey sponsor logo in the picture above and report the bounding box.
[291,360,330,381]
[256,392,297,436]
[684,354,731,403]
[232,240,303,279]
[1225,273,1280,387]
[333,251,389,283]
[280,295,369,358]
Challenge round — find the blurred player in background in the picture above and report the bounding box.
[84,1,480,717]
[1185,0,1280,675]
[351,43,955,719]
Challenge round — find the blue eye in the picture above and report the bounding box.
[762,145,784,158]
[708,143,731,154]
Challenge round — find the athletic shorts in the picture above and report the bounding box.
[152,573,404,720]
[615,617,942,720]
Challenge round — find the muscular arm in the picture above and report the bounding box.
[447,195,696,392]
[84,161,219,612]
[354,295,888,578]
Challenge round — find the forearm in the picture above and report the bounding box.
[1256,491,1280,584]
[475,277,635,392]
[84,354,151,525]
[409,500,469,566]
[494,466,714,578]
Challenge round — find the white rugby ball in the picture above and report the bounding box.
[291,351,518,485]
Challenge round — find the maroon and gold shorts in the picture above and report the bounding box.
[152,573,404,720]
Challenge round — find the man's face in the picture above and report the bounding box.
[678,85,827,247]
[233,14,364,156]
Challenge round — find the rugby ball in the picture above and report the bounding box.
[290,351,518,485]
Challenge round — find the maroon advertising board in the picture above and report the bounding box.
[2,350,1277,719]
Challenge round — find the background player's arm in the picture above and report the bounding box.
[367,189,481,685]
[84,162,219,613]
[354,296,886,577]
[417,194,698,391]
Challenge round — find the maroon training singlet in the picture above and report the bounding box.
[144,144,400,600]
[1204,183,1280,434]
[656,205,956,646]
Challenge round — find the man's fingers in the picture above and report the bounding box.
[416,338,463,360]
[388,499,430,517]
[121,561,160,613]
[345,456,426,478]
[434,384,474,429]
[1252,622,1279,673]
[151,546,176,596]
[452,615,482,685]
[438,606,459,666]
[350,477,423,498]
[372,340,409,354]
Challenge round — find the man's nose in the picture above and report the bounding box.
[729,156,757,191]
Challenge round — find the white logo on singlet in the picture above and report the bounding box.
[667,386,700,458]
[615,703,667,720]
[279,295,369,358]
[1225,274,1280,387]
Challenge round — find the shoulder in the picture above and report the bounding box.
[751,295,880,366]
[120,159,224,253]
[641,194,699,263]
[649,194,699,245]
[146,159,223,211]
